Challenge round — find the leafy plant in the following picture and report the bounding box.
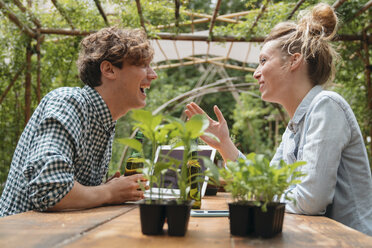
[221,153,306,211]
[160,115,219,203]
[116,109,219,203]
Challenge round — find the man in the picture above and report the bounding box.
[0,27,157,216]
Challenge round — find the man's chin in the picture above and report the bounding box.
[133,102,146,109]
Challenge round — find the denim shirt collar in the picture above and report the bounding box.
[83,85,116,132]
[288,85,323,134]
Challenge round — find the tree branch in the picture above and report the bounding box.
[287,0,305,20]
[93,0,110,26]
[0,65,25,105]
[51,0,75,29]
[135,0,146,33]
[0,0,36,38]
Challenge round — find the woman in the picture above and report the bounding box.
[185,3,372,236]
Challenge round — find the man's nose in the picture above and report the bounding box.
[148,67,157,80]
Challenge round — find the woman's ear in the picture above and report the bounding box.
[290,53,303,71]
[100,61,116,80]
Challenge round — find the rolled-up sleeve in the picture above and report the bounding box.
[284,96,350,215]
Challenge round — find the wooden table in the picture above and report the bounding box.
[1,193,371,248]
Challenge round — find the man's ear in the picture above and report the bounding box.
[290,53,303,71]
[100,60,116,80]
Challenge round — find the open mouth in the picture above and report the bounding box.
[140,84,150,94]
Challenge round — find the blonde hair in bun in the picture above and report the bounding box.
[264,3,339,85]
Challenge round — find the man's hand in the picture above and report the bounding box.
[105,174,147,204]
[105,171,121,183]
[48,174,147,212]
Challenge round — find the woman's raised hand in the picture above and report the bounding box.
[185,102,231,152]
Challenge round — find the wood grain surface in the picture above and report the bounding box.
[0,193,371,248]
[0,205,136,248]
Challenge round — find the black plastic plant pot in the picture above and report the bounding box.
[139,201,166,235]
[166,200,193,236]
[228,202,255,236]
[205,184,218,196]
[254,202,285,238]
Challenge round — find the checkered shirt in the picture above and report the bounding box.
[0,86,116,217]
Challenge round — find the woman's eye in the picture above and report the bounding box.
[260,58,266,64]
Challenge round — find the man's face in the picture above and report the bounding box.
[114,62,157,110]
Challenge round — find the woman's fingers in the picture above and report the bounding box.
[190,102,207,115]
[184,109,192,119]
[186,102,216,123]
[213,105,226,124]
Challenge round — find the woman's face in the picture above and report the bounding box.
[253,40,290,104]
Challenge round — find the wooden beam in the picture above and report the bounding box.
[37,28,93,36]
[337,34,372,42]
[332,0,348,9]
[250,0,271,32]
[187,56,256,72]
[154,56,225,70]
[156,18,210,29]
[34,28,372,43]
[183,11,241,24]
[156,32,265,42]
[172,41,182,65]
[0,65,25,105]
[93,0,110,26]
[25,42,32,125]
[208,0,222,38]
[354,0,372,18]
[287,0,306,20]
[219,10,255,19]
[13,0,42,27]
[51,0,75,29]
[175,0,180,29]
[0,0,36,38]
[135,0,146,33]
[155,39,170,64]
[185,56,226,62]
[208,60,256,72]
[36,31,42,103]
[154,60,206,70]
[362,29,372,157]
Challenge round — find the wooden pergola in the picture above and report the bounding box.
[0,0,372,157]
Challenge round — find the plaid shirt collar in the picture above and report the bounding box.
[83,85,116,132]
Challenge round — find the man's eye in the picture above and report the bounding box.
[260,58,266,64]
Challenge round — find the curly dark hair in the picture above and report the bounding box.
[77,27,154,87]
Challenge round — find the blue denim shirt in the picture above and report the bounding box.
[239,85,372,236]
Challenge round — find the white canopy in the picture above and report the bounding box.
[150,31,261,65]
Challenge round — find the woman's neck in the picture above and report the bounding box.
[282,79,313,119]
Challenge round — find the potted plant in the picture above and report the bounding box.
[221,153,305,238]
[117,109,170,235]
[159,117,219,236]
[117,110,218,236]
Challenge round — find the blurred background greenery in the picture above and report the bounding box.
[1,0,371,193]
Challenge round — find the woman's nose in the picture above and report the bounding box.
[253,68,261,80]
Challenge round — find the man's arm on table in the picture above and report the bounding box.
[48,174,145,211]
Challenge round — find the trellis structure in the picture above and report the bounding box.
[0,0,371,157]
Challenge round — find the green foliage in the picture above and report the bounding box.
[232,90,285,156]
[116,109,218,203]
[1,0,371,194]
[221,153,306,212]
